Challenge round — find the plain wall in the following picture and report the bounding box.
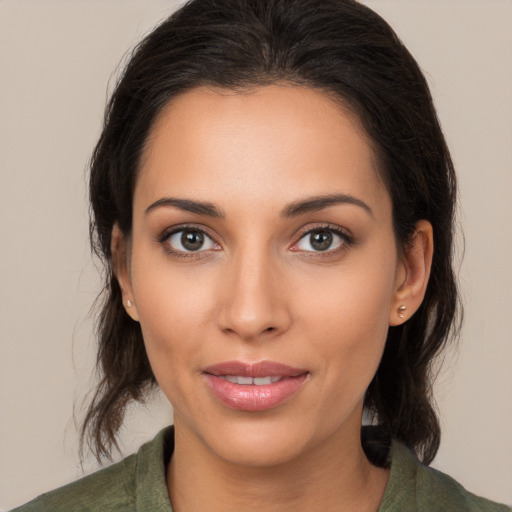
[1,1,511,509]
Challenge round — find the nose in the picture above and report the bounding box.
[216,246,291,341]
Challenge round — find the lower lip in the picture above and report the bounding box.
[204,374,308,412]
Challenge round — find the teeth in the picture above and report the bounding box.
[219,375,283,385]
[253,377,272,385]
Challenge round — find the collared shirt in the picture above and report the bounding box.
[11,426,511,511]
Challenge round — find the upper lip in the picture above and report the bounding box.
[203,360,308,378]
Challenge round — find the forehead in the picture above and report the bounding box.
[136,84,389,216]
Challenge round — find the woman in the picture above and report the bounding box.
[11,0,511,510]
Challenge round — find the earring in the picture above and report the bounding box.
[126,299,133,308]
[398,305,407,318]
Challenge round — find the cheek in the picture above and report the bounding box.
[129,253,216,388]
[299,251,397,390]
[302,246,396,331]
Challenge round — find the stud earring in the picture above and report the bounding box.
[398,305,407,318]
[126,300,133,308]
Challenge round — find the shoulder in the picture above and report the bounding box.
[10,427,174,512]
[10,453,137,512]
[380,441,512,512]
[413,459,511,511]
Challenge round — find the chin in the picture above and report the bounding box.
[212,423,310,468]
[189,409,344,470]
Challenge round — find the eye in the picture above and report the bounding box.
[165,228,219,253]
[294,228,349,252]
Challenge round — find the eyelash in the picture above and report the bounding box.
[291,224,355,258]
[159,224,220,260]
[159,223,354,259]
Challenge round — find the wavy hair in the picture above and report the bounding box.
[83,0,460,465]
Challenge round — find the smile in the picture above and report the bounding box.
[203,361,309,412]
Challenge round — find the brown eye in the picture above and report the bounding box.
[181,231,204,251]
[309,231,333,251]
[166,229,217,253]
[295,228,348,253]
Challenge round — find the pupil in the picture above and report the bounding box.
[181,231,204,251]
[311,231,332,251]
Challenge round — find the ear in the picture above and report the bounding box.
[389,220,434,326]
[111,223,139,322]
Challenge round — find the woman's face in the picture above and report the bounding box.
[120,85,410,466]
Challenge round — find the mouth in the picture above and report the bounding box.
[218,375,283,385]
[202,360,309,412]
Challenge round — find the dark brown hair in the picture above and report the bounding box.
[83,0,460,465]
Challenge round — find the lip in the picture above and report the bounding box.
[203,360,309,412]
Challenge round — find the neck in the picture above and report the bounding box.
[167,418,389,512]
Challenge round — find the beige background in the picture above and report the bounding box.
[1,1,511,509]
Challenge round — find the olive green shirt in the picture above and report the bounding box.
[11,427,511,511]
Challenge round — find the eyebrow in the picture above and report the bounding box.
[145,193,372,219]
[281,194,373,218]
[145,198,225,218]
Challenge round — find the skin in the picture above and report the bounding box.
[113,84,433,512]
